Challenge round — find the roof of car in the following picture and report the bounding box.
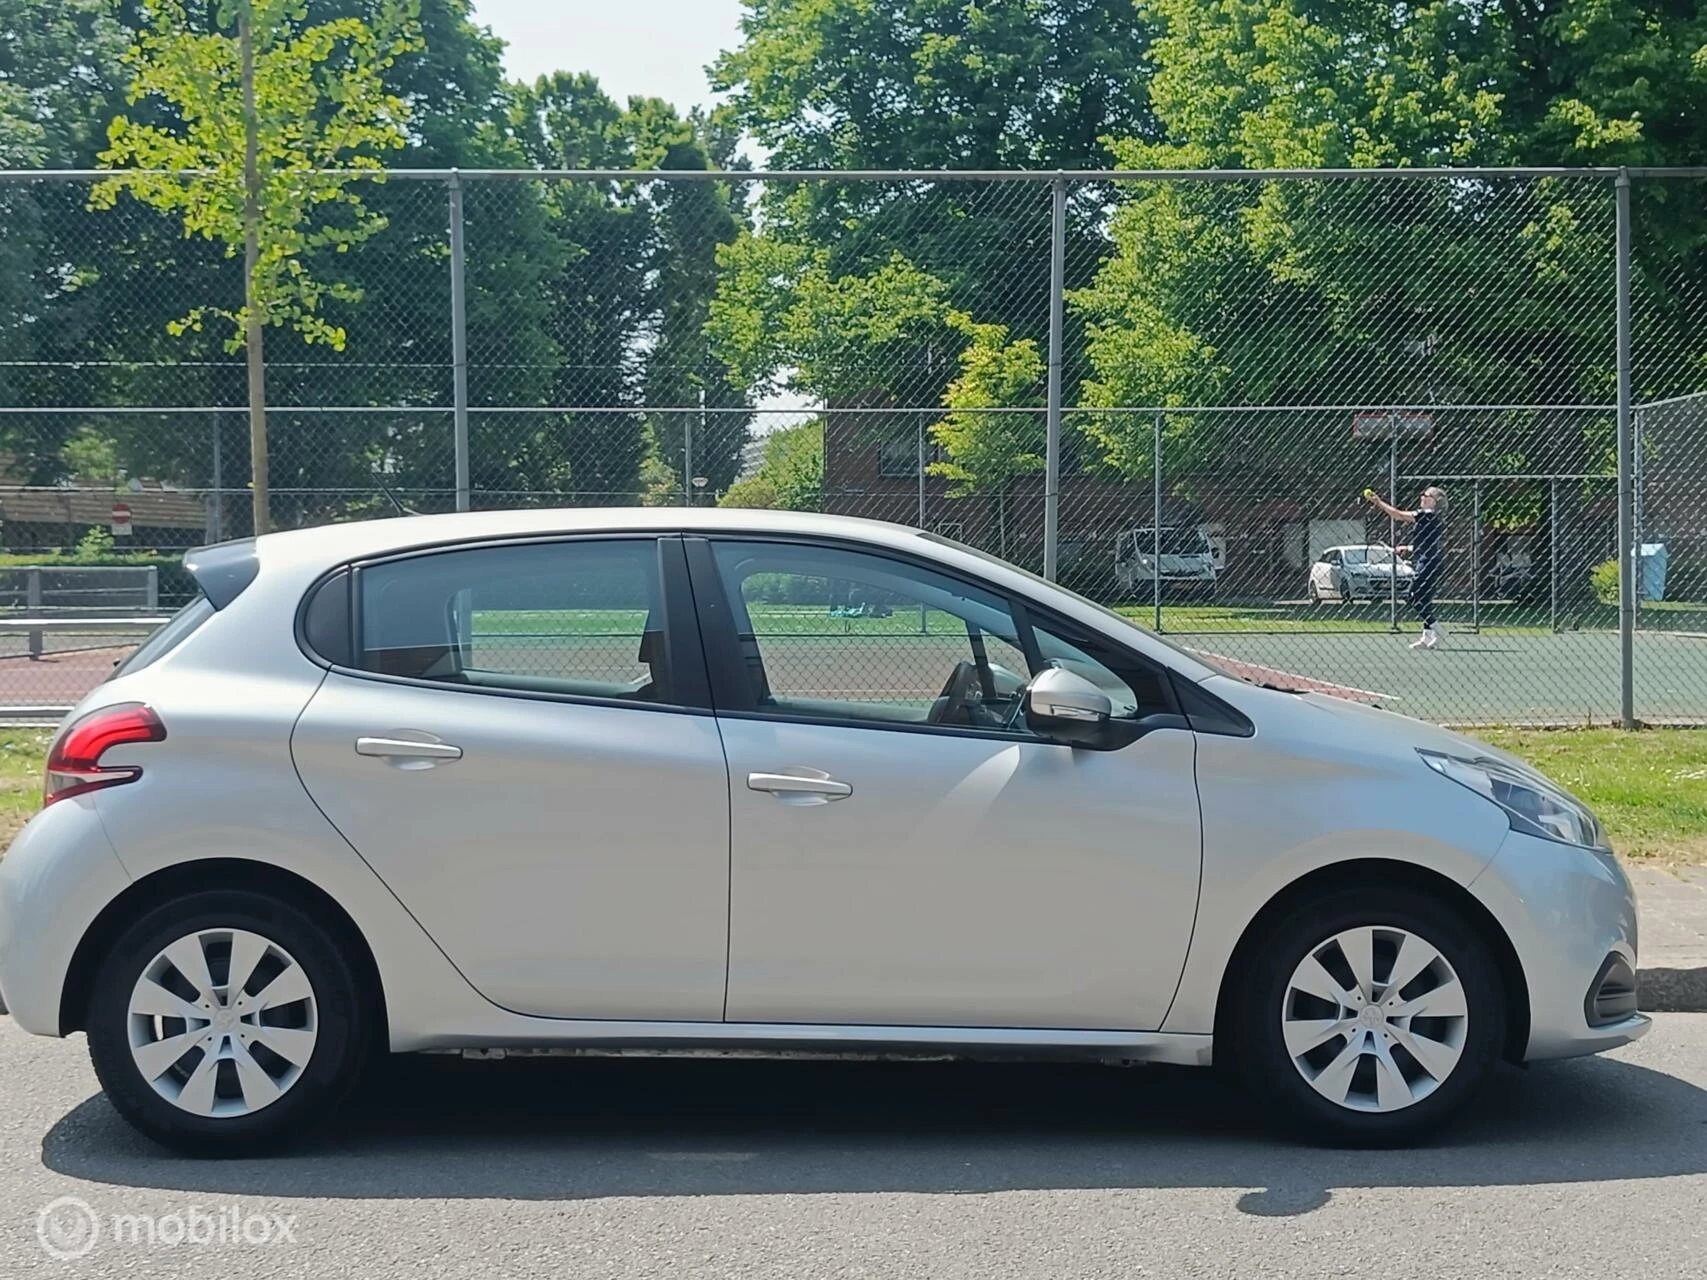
[249,506,940,570]
[235,505,1227,685]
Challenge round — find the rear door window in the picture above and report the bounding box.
[353,538,679,705]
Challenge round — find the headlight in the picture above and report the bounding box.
[1419,751,1606,849]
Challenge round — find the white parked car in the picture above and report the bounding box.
[1310,543,1415,603]
[0,510,1645,1155]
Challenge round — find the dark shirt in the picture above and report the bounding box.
[1412,509,1443,573]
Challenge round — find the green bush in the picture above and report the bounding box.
[1590,557,1620,606]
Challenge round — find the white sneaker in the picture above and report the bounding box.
[1409,631,1430,650]
[1425,625,1443,649]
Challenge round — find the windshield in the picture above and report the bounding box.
[1136,527,1210,555]
[1343,546,1392,566]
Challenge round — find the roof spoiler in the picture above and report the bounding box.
[183,538,260,609]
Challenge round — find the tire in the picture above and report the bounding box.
[1228,885,1504,1147]
[86,889,374,1157]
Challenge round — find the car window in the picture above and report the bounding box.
[356,539,672,703]
[706,541,1165,734]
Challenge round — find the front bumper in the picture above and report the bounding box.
[1470,829,1651,1062]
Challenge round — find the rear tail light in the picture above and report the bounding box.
[44,702,166,807]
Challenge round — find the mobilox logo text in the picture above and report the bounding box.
[37,1196,298,1258]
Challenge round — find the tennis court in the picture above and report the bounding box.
[0,610,1701,729]
[1172,626,1707,726]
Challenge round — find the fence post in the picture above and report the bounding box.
[683,394,695,507]
[1615,168,1636,728]
[26,568,41,660]
[1388,437,1399,632]
[916,414,926,528]
[209,413,223,543]
[1153,409,1163,633]
[448,170,471,513]
[1549,477,1560,633]
[1043,175,1066,581]
[145,566,158,615]
[1633,405,1643,630]
[1471,480,1481,632]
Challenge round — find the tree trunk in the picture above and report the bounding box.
[240,0,269,535]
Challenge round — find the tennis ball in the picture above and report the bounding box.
[1362,488,1377,499]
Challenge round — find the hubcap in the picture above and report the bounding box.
[126,929,319,1118]
[1281,925,1468,1114]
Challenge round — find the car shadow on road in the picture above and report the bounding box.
[40,1053,1707,1216]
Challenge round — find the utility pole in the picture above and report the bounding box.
[239,0,269,534]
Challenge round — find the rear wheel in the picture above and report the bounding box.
[86,889,372,1156]
[1230,886,1504,1146]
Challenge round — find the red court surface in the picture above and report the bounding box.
[0,646,131,710]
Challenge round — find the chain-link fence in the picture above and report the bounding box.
[0,166,1703,725]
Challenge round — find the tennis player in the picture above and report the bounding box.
[1364,486,1448,650]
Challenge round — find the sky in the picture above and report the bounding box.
[469,0,746,113]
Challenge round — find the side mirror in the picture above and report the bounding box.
[1024,667,1113,746]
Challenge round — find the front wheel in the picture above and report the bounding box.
[86,889,373,1156]
[1230,886,1505,1146]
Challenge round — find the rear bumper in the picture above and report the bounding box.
[0,799,131,1036]
[1470,830,1647,1062]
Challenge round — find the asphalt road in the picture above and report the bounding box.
[2,1014,1706,1278]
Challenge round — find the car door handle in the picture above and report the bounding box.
[355,736,463,762]
[747,770,852,803]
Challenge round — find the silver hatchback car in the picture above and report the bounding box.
[0,510,1647,1154]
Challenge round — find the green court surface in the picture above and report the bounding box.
[1168,626,1707,726]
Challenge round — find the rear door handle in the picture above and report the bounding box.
[747,770,852,803]
[355,736,463,763]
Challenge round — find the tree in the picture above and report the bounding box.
[631,100,754,500]
[1069,0,1652,492]
[709,245,953,403]
[719,419,824,511]
[93,0,424,532]
[928,314,1046,554]
[0,0,133,478]
[712,0,1156,412]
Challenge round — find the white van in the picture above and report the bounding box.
[1113,525,1219,598]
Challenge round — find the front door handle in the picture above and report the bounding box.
[747,770,852,804]
[355,736,463,765]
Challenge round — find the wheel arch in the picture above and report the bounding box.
[1211,858,1530,1064]
[59,857,388,1043]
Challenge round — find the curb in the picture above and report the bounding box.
[1639,965,1707,1014]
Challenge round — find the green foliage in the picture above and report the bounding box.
[92,0,425,353]
[75,526,116,557]
[709,243,952,402]
[1070,0,1707,485]
[719,421,824,512]
[0,549,198,602]
[1591,558,1621,606]
[928,314,1045,497]
[714,0,1152,171]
